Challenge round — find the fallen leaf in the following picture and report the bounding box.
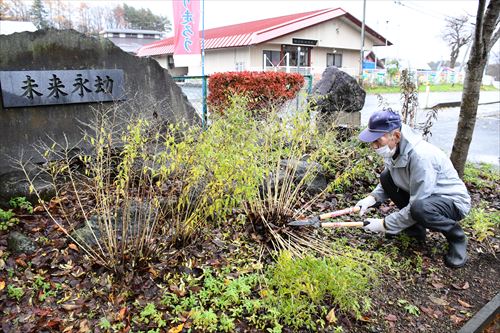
[458,299,472,308]
[148,266,159,278]
[34,308,52,317]
[168,324,184,333]
[450,314,464,324]
[169,285,186,297]
[326,308,337,323]
[46,319,61,329]
[15,258,27,267]
[56,225,68,233]
[33,205,45,212]
[62,325,74,333]
[429,295,449,306]
[431,281,445,289]
[385,314,398,322]
[117,307,127,321]
[79,319,90,332]
[359,315,371,322]
[61,304,81,311]
[452,282,470,290]
[420,306,436,318]
[68,243,79,252]
[0,280,5,291]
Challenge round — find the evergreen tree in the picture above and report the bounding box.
[31,0,49,29]
[122,4,170,31]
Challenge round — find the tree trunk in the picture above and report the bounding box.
[450,0,500,178]
[449,58,487,177]
[449,46,459,68]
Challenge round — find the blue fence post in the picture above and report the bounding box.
[202,75,207,128]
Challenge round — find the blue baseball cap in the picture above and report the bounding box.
[359,108,402,142]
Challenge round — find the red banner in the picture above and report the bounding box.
[173,0,201,56]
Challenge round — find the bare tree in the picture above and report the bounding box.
[2,0,31,21]
[450,0,500,177]
[49,0,73,29]
[442,15,472,68]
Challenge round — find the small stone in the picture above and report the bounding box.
[7,231,36,254]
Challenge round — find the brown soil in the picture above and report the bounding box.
[0,181,498,332]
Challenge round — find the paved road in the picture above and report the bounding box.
[361,91,500,166]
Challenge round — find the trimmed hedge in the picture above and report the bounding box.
[208,71,304,112]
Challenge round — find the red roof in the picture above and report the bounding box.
[137,8,391,57]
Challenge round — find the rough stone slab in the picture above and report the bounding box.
[0,28,199,177]
[457,292,500,333]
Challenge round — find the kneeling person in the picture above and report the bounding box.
[356,108,471,268]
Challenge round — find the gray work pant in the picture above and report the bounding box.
[380,169,464,234]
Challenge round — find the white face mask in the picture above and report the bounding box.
[375,144,397,158]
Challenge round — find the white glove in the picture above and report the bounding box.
[363,218,386,233]
[355,195,377,216]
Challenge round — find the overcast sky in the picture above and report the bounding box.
[80,1,494,65]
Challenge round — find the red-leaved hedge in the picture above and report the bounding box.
[207,71,304,112]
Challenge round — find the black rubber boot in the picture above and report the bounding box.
[444,225,468,268]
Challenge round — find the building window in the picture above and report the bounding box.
[327,53,343,67]
[282,45,310,67]
[263,50,281,67]
[125,33,137,38]
[167,55,175,69]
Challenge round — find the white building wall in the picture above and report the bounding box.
[267,17,376,51]
[252,17,378,75]
[203,47,251,74]
[152,55,188,76]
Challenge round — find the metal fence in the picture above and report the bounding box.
[173,74,313,126]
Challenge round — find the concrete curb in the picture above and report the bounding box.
[457,292,500,333]
[426,100,500,109]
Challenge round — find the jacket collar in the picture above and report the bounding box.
[385,124,422,168]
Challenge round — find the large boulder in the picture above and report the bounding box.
[278,159,327,195]
[0,170,55,207]
[310,66,366,114]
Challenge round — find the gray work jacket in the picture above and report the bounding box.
[370,124,471,234]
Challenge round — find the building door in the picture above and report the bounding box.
[282,45,310,67]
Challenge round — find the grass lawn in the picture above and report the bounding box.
[365,83,499,94]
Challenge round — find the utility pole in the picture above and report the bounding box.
[359,0,366,85]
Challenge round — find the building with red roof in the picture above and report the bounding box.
[137,7,391,78]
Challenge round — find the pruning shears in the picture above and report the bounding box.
[288,206,369,228]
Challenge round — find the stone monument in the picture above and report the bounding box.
[0,28,199,203]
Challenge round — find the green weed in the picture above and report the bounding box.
[462,204,500,242]
[262,250,378,330]
[133,303,166,328]
[7,284,24,301]
[9,197,34,213]
[463,162,499,188]
[397,299,420,316]
[0,208,19,231]
[33,275,59,302]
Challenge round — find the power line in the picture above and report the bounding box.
[406,1,450,18]
[393,0,446,20]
